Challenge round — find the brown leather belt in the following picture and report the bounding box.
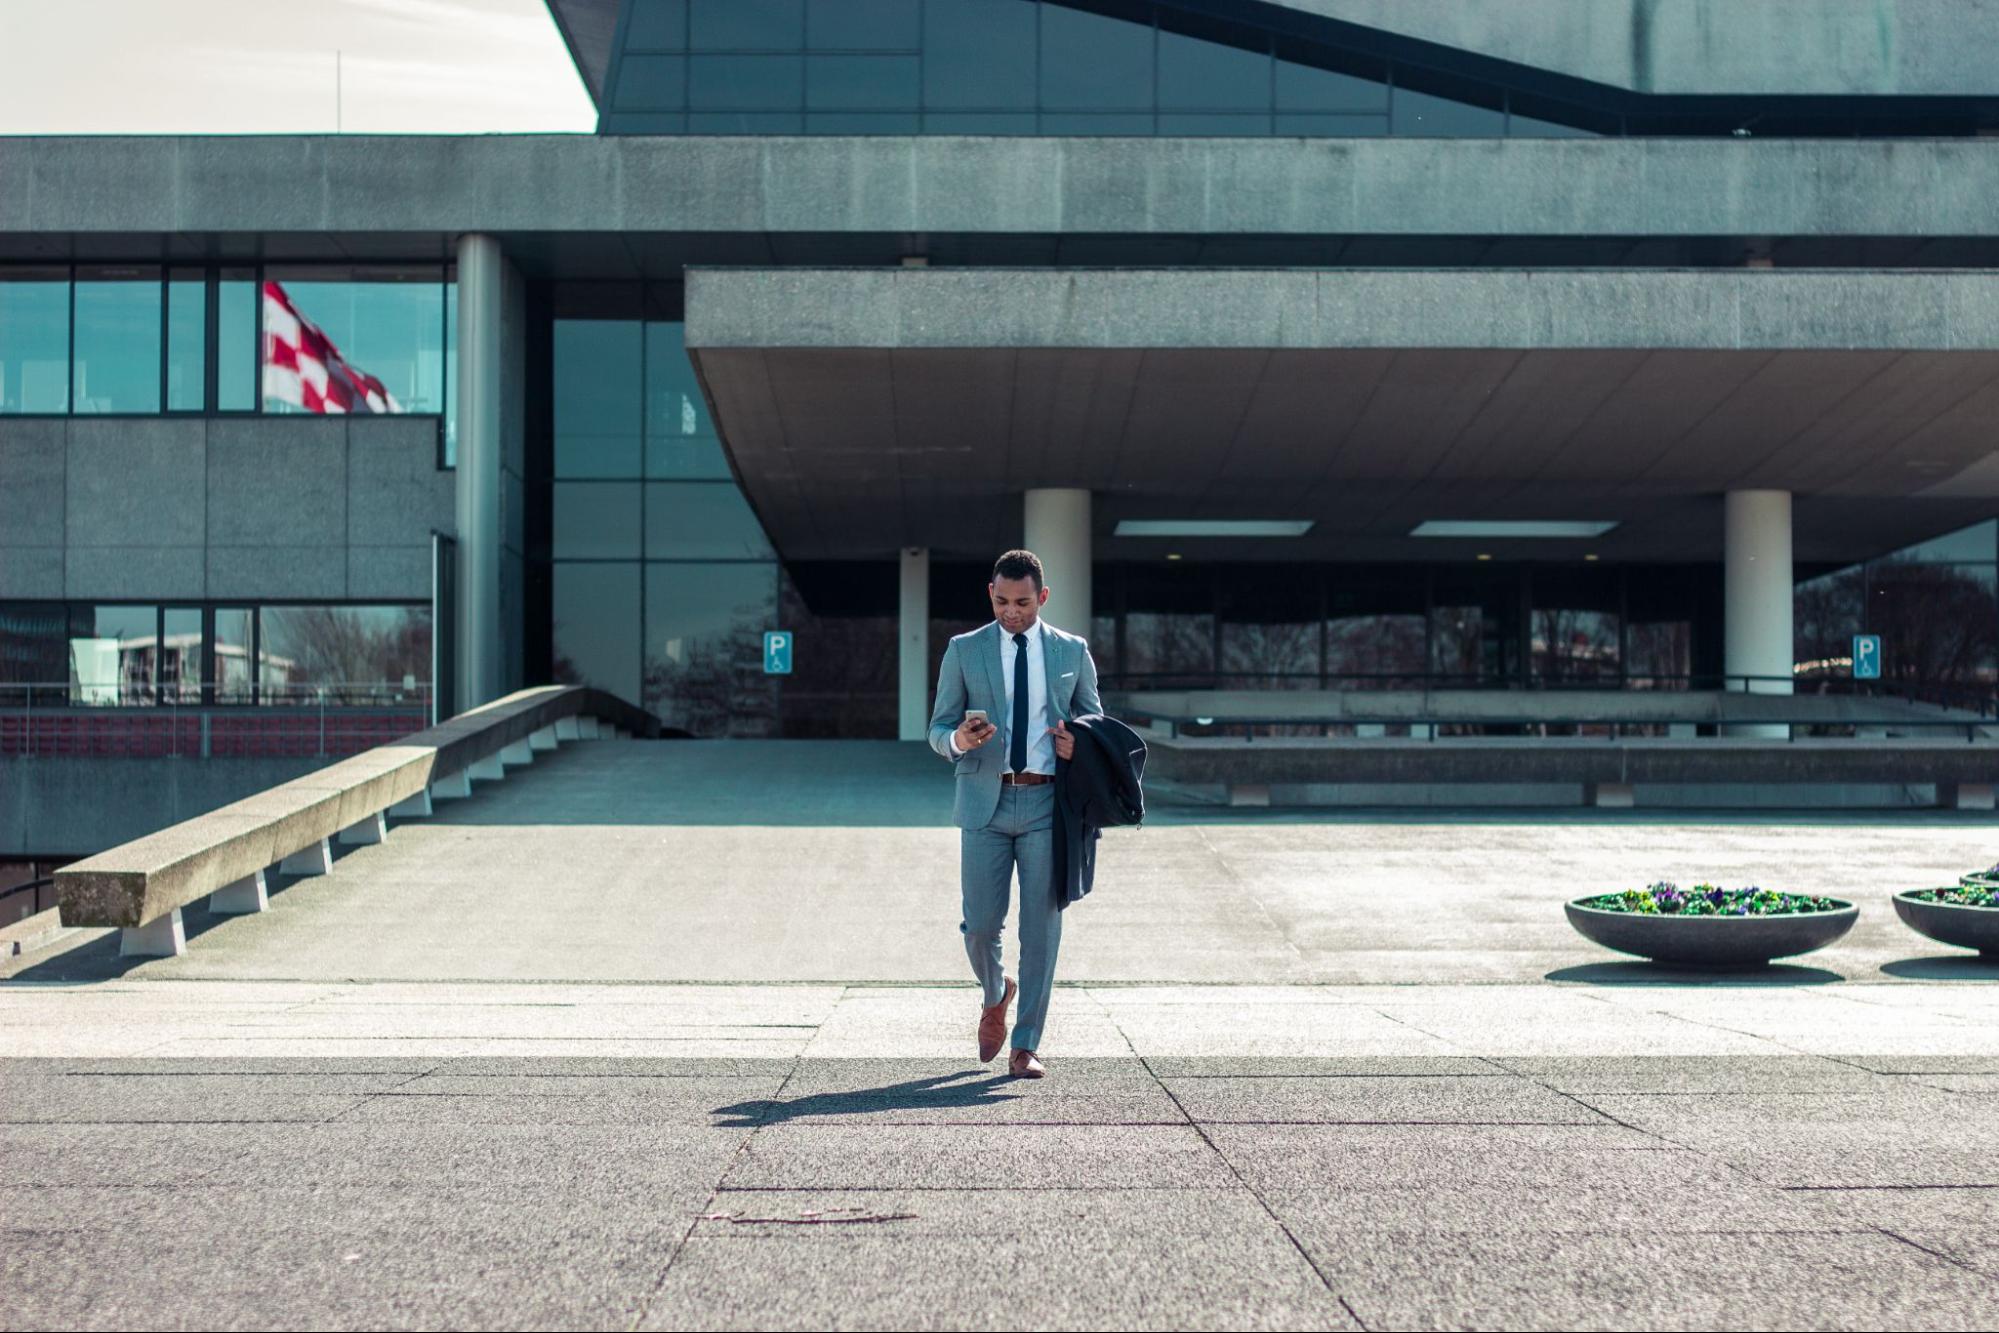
[1000,771,1055,786]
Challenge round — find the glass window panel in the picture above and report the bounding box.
[216,272,257,411]
[1508,110,1598,138]
[808,0,919,49]
[922,112,1036,133]
[807,111,922,134]
[554,320,642,477]
[73,268,162,414]
[1274,42,1388,112]
[1508,92,1618,138]
[689,111,805,132]
[256,605,430,704]
[922,0,1036,109]
[602,112,689,133]
[626,0,687,48]
[554,562,642,704]
[1275,113,1387,136]
[1392,83,1506,137]
[0,602,71,691]
[166,273,206,411]
[777,563,897,738]
[645,482,774,559]
[214,607,254,702]
[1893,520,1996,562]
[553,482,643,558]
[644,322,731,478]
[0,270,70,414]
[644,560,780,736]
[1040,3,1153,110]
[1531,608,1620,680]
[262,269,446,417]
[689,54,802,108]
[1159,114,1269,136]
[1325,613,1427,683]
[1039,113,1154,135]
[690,0,802,49]
[160,608,202,702]
[1868,562,1999,686]
[1157,24,1269,112]
[1626,620,1692,687]
[614,54,687,109]
[806,54,920,109]
[1124,565,1215,683]
[70,605,157,705]
[442,279,457,466]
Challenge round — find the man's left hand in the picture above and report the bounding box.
[1049,720,1075,762]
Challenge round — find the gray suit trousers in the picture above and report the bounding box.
[959,783,1062,1053]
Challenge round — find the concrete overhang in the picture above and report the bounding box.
[684,267,1999,565]
[1276,0,1999,97]
[6,136,1999,255]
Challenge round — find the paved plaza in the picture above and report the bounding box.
[6,740,1999,1329]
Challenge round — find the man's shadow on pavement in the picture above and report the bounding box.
[714,1070,1019,1127]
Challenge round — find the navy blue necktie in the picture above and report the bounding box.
[1009,632,1029,774]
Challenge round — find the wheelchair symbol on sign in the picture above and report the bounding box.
[1852,634,1881,680]
[763,631,793,675]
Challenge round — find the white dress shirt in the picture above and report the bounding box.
[948,618,1053,773]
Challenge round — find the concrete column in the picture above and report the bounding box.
[1023,488,1092,634]
[1724,489,1794,739]
[455,233,504,713]
[899,547,930,741]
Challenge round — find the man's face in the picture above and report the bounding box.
[989,575,1048,634]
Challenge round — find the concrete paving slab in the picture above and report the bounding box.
[1204,1123,1682,1194]
[0,1123,262,1186]
[1163,1074,1610,1125]
[2,1208,694,1333]
[1143,1055,1510,1077]
[219,1122,753,1192]
[0,1079,369,1124]
[641,1230,1356,1332]
[686,1186,1274,1239]
[1498,1054,1889,1093]
[723,1124,1237,1190]
[1292,1229,1993,1332]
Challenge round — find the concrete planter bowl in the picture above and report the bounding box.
[1894,892,1999,957]
[1564,899,1859,967]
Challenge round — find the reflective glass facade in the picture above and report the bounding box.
[599,0,1999,138]
[0,603,431,707]
[1796,520,1999,692]
[0,264,456,463]
[544,293,784,736]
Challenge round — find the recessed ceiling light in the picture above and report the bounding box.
[1165,552,1182,561]
[1411,520,1619,539]
[1476,553,1492,561]
[1114,520,1315,538]
[1584,553,1599,562]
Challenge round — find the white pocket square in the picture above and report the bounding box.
[1061,671,1075,678]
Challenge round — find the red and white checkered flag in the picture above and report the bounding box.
[261,281,402,414]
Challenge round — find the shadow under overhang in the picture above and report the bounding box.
[684,267,1999,566]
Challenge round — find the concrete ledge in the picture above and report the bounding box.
[54,685,658,931]
[9,136,1999,240]
[1148,736,1999,790]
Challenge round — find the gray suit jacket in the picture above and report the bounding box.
[927,620,1103,831]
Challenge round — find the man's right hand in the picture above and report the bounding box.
[954,717,996,751]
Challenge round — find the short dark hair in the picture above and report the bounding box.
[992,549,1044,591]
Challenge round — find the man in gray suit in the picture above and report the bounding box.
[928,549,1102,1079]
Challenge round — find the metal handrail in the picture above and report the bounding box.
[1139,715,1999,744]
[1,681,433,761]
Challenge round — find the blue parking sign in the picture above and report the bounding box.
[1852,634,1881,680]
[763,631,793,675]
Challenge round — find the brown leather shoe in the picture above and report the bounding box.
[978,976,1017,1063]
[1009,1049,1046,1079]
